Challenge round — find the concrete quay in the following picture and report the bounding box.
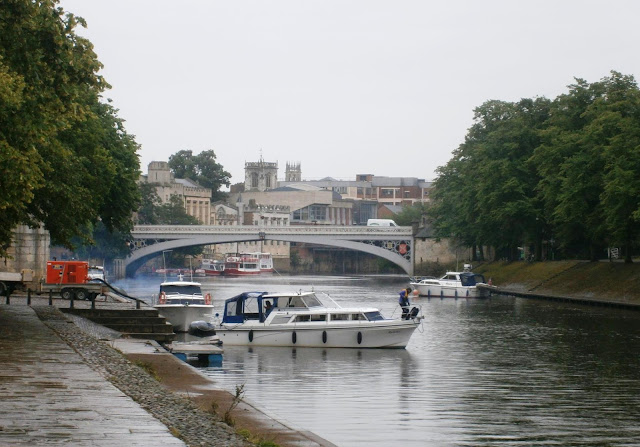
[0,303,188,446]
[0,296,337,447]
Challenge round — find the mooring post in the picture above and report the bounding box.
[48,289,53,306]
[70,293,74,309]
[27,289,31,305]
[5,292,9,305]
[136,299,141,310]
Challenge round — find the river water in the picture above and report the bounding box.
[116,274,640,446]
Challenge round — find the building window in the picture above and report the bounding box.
[251,173,259,188]
[266,175,271,188]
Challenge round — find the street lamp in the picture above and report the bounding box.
[162,250,173,281]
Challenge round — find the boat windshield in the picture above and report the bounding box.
[365,311,385,321]
[160,285,202,296]
[276,294,323,308]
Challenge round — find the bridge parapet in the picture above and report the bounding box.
[132,225,413,237]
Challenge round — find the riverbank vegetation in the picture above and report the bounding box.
[475,260,640,304]
[0,1,140,257]
[428,72,640,263]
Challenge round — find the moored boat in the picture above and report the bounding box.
[198,259,225,276]
[223,253,273,276]
[410,264,489,298]
[216,291,423,348]
[153,277,214,332]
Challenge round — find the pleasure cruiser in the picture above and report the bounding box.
[154,278,214,332]
[410,265,489,298]
[216,291,423,348]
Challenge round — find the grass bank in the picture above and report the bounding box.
[473,261,640,305]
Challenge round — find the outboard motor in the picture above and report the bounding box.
[409,307,420,319]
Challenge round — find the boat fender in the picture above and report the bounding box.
[292,331,297,344]
[427,290,431,298]
[455,290,458,298]
[249,330,254,342]
[159,292,166,304]
[322,330,327,344]
[204,293,212,305]
[440,290,444,298]
[357,332,362,345]
[466,290,469,297]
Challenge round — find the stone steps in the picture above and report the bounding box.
[61,308,176,342]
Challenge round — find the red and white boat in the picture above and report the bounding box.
[195,259,225,277]
[223,253,273,276]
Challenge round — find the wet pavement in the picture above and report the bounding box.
[0,303,186,446]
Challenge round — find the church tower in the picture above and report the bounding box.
[285,162,301,182]
[244,156,278,192]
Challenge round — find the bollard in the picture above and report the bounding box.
[70,293,74,309]
[27,289,31,305]
[48,289,53,306]
[136,299,141,310]
[91,295,96,310]
[5,292,9,305]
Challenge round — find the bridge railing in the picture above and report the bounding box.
[132,224,413,236]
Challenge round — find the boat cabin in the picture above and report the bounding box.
[221,291,386,324]
[457,272,486,286]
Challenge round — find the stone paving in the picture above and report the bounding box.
[0,303,186,446]
[0,300,252,446]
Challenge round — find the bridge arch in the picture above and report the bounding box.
[125,225,414,277]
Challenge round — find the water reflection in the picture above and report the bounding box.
[116,275,640,446]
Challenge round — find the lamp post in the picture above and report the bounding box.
[162,250,172,282]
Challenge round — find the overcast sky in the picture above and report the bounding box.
[59,0,640,186]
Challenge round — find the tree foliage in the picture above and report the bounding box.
[168,149,231,202]
[0,1,140,256]
[429,72,640,262]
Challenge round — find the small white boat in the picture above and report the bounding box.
[216,291,423,348]
[410,264,489,298]
[154,278,214,332]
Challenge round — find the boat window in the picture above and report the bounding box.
[167,298,205,305]
[460,273,481,286]
[310,314,327,321]
[243,296,260,320]
[270,315,292,324]
[301,294,322,308]
[474,274,486,284]
[352,313,366,321]
[331,314,350,321]
[160,285,203,295]
[288,296,307,308]
[293,315,311,322]
[225,297,241,317]
[445,275,457,281]
[365,311,384,321]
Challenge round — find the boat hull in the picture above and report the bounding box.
[154,305,214,332]
[216,321,419,348]
[411,283,489,298]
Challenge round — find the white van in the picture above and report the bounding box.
[367,219,398,227]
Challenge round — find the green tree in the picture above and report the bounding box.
[137,183,162,224]
[0,1,140,256]
[394,203,428,226]
[168,149,231,201]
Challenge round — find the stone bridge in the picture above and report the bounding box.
[126,225,415,277]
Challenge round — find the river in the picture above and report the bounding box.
[115,274,640,446]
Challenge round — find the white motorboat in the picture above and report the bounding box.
[216,291,423,348]
[410,264,489,298]
[154,278,214,332]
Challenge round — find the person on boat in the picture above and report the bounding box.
[399,287,412,319]
[264,300,273,317]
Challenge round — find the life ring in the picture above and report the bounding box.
[204,293,212,305]
[158,292,166,304]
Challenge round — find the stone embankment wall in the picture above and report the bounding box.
[2,225,50,280]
